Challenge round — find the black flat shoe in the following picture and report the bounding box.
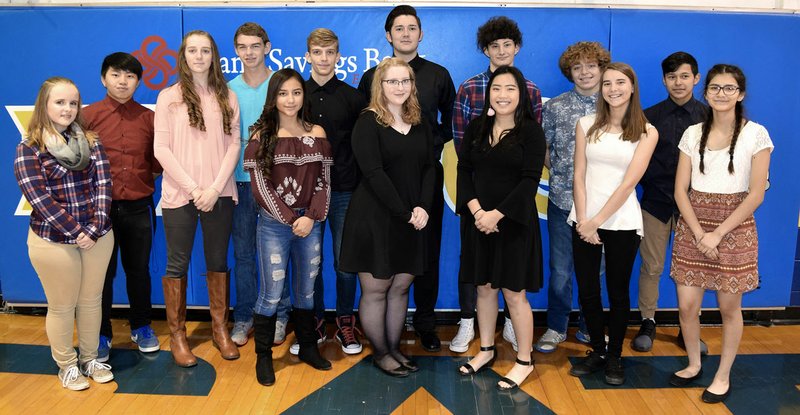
[417,331,441,352]
[497,357,535,391]
[399,359,419,373]
[669,369,703,387]
[459,345,496,376]
[373,360,409,378]
[701,385,730,403]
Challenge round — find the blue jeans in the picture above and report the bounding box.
[546,200,587,334]
[313,191,358,317]
[255,210,321,316]
[233,182,291,323]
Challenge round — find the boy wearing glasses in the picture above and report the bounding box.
[633,51,708,353]
[357,5,456,353]
[535,41,610,354]
[449,16,543,354]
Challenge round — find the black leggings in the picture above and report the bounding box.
[573,227,640,357]
[162,197,234,277]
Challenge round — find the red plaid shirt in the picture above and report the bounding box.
[14,138,112,243]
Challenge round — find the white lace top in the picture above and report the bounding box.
[678,121,774,194]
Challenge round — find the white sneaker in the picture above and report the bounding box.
[534,329,567,353]
[58,365,89,391]
[230,320,254,347]
[502,317,518,352]
[449,318,474,353]
[274,320,287,345]
[80,359,114,383]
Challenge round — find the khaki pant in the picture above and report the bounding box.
[27,229,114,369]
[637,211,674,319]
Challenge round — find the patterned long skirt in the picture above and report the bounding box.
[671,190,759,294]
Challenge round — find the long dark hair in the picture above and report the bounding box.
[585,62,648,143]
[471,65,533,152]
[176,30,234,135]
[250,68,313,179]
[699,64,747,174]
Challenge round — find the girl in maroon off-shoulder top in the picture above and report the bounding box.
[242,68,332,386]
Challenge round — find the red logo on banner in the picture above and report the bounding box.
[133,35,178,90]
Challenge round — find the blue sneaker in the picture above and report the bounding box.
[575,330,591,344]
[97,335,111,363]
[131,325,160,353]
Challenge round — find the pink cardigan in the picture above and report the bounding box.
[154,82,241,209]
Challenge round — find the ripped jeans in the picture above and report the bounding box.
[254,209,322,316]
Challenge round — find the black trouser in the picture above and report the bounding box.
[573,227,640,358]
[412,161,443,333]
[100,197,155,338]
[162,197,234,277]
[457,214,512,321]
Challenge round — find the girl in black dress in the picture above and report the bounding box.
[456,66,546,391]
[340,58,435,377]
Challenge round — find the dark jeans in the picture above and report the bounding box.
[162,197,234,276]
[412,162,444,333]
[573,227,640,357]
[100,197,155,338]
[313,191,358,318]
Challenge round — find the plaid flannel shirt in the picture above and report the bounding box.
[14,138,112,243]
[452,69,543,151]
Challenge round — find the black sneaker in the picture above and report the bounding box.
[604,356,625,385]
[335,315,363,355]
[569,350,607,376]
[631,319,656,352]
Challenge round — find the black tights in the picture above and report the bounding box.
[358,272,414,370]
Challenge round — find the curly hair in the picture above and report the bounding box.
[558,41,611,82]
[476,16,522,51]
[366,57,422,127]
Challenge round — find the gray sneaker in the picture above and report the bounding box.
[80,359,114,383]
[58,365,89,391]
[231,320,254,347]
[274,319,288,345]
[535,329,567,353]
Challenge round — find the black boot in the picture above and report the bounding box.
[294,309,332,370]
[254,314,277,386]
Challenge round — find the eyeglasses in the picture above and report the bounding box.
[382,78,412,87]
[707,84,740,96]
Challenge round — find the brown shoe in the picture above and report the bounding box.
[162,276,197,367]
[207,271,240,360]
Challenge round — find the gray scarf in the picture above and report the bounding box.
[44,125,91,170]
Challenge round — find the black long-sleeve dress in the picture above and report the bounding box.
[340,111,435,279]
[456,117,546,292]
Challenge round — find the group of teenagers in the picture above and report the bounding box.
[14,4,772,404]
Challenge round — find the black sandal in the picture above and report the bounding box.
[497,357,534,391]
[458,345,496,376]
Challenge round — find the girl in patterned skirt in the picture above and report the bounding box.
[670,64,773,404]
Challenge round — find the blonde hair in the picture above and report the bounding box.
[26,77,97,149]
[367,57,421,127]
[176,30,234,135]
[307,28,339,52]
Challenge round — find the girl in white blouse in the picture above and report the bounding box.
[567,62,658,386]
[669,64,772,404]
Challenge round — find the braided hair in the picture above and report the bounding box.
[699,64,746,174]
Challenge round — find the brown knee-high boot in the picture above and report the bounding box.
[206,271,240,360]
[162,276,197,367]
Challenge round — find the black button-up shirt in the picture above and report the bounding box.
[306,77,367,192]
[358,54,456,154]
[641,96,708,223]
